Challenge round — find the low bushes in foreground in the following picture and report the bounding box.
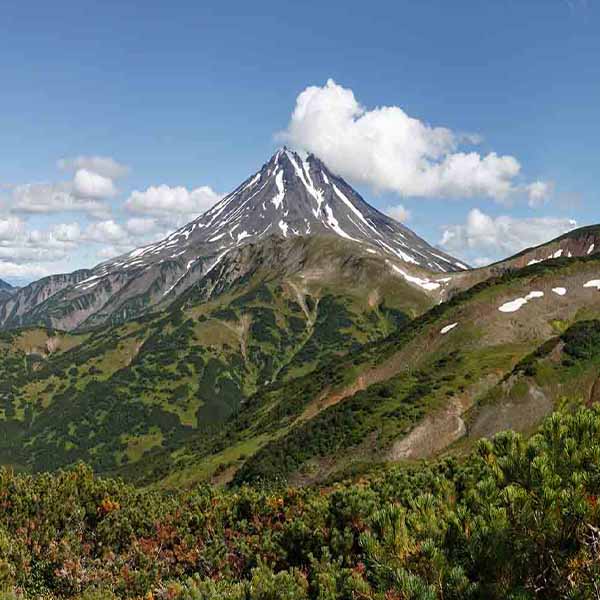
[2,407,600,598]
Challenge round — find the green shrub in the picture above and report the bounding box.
[2,408,600,598]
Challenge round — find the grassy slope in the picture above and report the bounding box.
[464,319,600,441]
[5,249,600,489]
[229,254,600,485]
[0,244,430,481]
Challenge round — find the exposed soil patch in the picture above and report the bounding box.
[299,375,367,422]
[387,399,466,460]
[386,374,499,461]
[210,464,238,486]
[468,382,553,441]
[588,377,600,406]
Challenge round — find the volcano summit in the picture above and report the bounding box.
[0,149,466,331]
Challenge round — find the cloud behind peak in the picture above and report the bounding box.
[280,79,549,204]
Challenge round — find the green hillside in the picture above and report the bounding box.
[3,241,600,599]
[230,254,600,485]
[3,246,600,491]
[0,238,429,480]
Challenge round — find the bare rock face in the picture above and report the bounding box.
[0,149,466,332]
[0,279,16,302]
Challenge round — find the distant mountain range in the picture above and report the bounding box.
[0,148,466,332]
[0,279,15,302]
[2,149,597,335]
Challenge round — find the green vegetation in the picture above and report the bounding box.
[3,233,600,596]
[563,320,600,362]
[234,351,461,484]
[0,274,409,482]
[2,249,600,489]
[2,408,600,598]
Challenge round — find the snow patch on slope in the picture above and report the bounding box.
[390,263,441,291]
[498,291,544,313]
[323,204,356,240]
[271,169,285,209]
[440,322,458,334]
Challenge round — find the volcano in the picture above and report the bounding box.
[0,148,467,331]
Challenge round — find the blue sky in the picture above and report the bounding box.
[0,0,598,283]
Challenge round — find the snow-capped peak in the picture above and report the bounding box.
[86,148,466,301]
[153,148,462,272]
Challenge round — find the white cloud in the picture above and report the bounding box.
[7,155,128,219]
[84,220,128,243]
[0,217,140,275]
[0,216,26,241]
[0,246,68,262]
[125,217,158,236]
[472,257,494,267]
[11,182,110,218]
[0,260,51,279]
[384,204,411,223]
[96,245,122,260]
[72,169,117,199]
[0,220,83,268]
[526,180,553,207]
[281,79,548,202]
[440,208,577,261]
[52,222,81,242]
[0,170,215,280]
[57,156,129,179]
[82,219,169,261]
[125,184,222,227]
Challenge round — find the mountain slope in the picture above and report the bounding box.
[0,278,15,302]
[443,224,600,298]
[0,149,464,332]
[3,153,599,488]
[4,246,600,487]
[0,236,438,476]
[490,223,600,270]
[218,253,600,486]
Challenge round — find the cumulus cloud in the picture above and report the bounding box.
[72,169,117,199]
[10,183,111,218]
[471,257,494,268]
[96,245,122,260]
[7,155,129,219]
[384,204,411,223]
[0,155,223,281]
[526,180,553,207]
[0,260,51,279]
[0,216,26,241]
[84,220,128,243]
[125,217,158,236]
[0,219,83,270]
[52,222,81,242]
[57,156,129,179]
[280,79,549,203]
[0,246,68,262]
[440,208,577,263]
[82,218,174,260]
[125,184,222,227]
[0,214,140,279]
